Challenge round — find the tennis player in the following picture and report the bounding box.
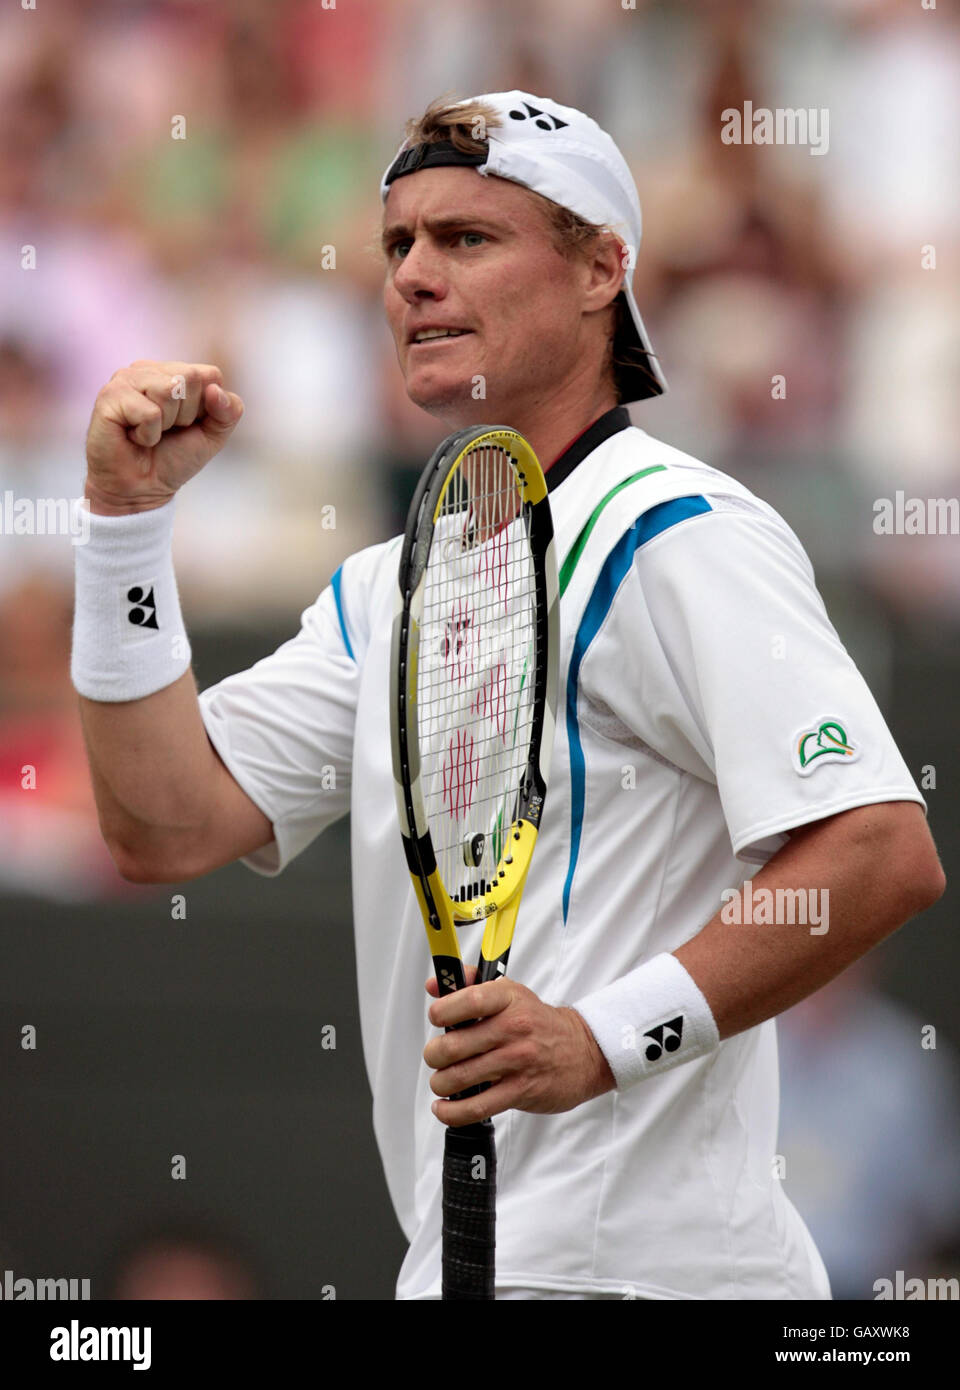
[73,91,945,1299]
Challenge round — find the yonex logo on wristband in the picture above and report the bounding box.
[125,583,158,632]
[643,1016,684,1063]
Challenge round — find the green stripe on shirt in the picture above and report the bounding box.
[558,466,667,596]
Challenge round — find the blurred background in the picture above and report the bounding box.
[0,0,957,1299]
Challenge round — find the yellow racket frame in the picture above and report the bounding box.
[391,425,557,984]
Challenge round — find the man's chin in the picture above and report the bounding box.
[404,368,489,422]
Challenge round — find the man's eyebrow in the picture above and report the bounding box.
[380,214,508,250]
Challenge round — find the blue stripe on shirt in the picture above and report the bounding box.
[561,496,712,924]
[331,565,355,661]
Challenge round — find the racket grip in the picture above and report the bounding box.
[441,1119,497,1300]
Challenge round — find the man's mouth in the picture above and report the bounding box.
[409,328,474,346]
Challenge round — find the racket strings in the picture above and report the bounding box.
[419,444,540,899]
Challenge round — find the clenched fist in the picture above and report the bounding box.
[84,360,244,515]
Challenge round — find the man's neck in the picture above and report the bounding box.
[523,385,621,474]
[435,378,621,475]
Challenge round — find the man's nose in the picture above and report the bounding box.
[393,239,448,301]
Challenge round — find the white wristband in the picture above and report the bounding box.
[573,952,719,1089]
[71,497,192,702]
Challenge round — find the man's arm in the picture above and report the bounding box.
[423,799,945,1124]
[76,360,275,883]
[79,670,274,884]
[673,800,944,1039]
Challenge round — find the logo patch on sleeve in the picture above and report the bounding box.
[793,718,859,776]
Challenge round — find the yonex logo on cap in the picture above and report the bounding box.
[507,101,568,132]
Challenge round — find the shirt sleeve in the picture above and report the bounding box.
[582,495,925,863]
[197,550,373,876]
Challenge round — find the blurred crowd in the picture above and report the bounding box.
[1,0,957,593]
[1,0,958,898]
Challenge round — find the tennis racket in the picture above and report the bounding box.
[390,424,559,1300]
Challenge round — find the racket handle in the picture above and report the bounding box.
[441,1119,497,1300]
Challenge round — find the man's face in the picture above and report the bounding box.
[382,166,605,424]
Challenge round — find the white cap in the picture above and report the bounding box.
[380,90,666,403]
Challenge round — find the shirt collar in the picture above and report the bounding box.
[544,405,632,494]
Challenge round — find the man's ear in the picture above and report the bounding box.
[582,232,627,315]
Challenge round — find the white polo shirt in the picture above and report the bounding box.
[198,406,923,1299]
